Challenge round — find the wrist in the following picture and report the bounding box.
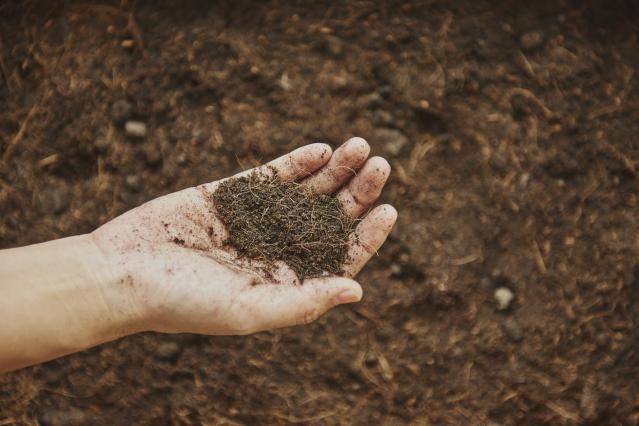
[0,234,145,371]
[83,232,148,337]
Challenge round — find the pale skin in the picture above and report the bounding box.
[0,137,397,373]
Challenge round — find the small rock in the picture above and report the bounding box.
[374,128,408,156]
[502,318,523,342]
[125,175,141,192]
[279,73,292,91]
[111,99,132,122]
[124,120,147,139]
[494,287,515,310]
[156,341,180,360]
[39,407,86,426]
[390,263,402,276]
[121,39,135,49]
[176,152,187,165]
[520,31,544,51]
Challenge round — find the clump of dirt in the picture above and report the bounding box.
[212,172,356,280]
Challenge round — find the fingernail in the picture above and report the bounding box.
[335,290,360,304]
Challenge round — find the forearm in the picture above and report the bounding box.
[0,235,140,373]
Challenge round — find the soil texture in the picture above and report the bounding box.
[212,171,355,280]
[1,0,639,425]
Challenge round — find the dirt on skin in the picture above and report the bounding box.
[1,0,639,425]
[212,171,356,280]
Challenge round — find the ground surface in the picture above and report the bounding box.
[1,1,639,424]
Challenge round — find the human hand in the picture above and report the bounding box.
[92,137,396,335]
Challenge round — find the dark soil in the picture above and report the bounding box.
[1,0,639,425]
[212,172,355,280]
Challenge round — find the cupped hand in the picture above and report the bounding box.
[92,137,397,335]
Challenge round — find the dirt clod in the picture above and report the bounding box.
[212,172,356,280]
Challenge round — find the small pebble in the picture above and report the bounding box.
[520,31,544,51]
[279,73,292,91]
[124,120,147,139]
[494,287,515,310]
[125,175,141,192]
[390,263,402,276]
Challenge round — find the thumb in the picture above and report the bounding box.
[242,277,363,333]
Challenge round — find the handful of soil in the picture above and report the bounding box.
[212,172,356,280]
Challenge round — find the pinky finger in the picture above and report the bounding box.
[342,204,397,277]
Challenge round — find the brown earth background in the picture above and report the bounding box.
[1,0,639,424]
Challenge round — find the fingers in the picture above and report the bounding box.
[336,156,391,218]
[302,137,370,194]
[342,204,397,277]
[236,143,333,182]
[239,277,362,333]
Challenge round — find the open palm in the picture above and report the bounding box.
[92,138,396,335]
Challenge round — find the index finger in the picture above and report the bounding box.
[238,143,333,182]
